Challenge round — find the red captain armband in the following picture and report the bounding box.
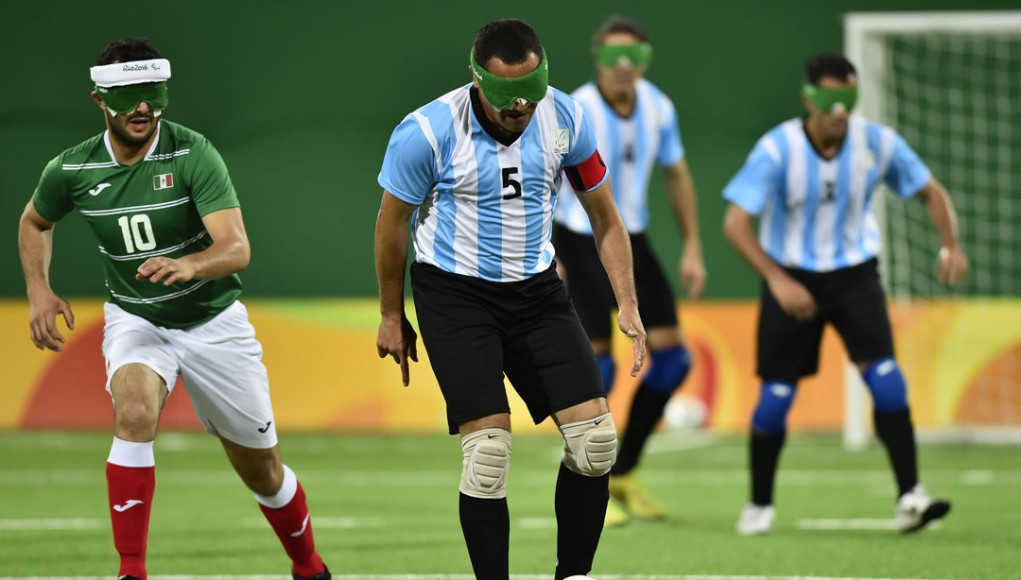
[564,150,608,192]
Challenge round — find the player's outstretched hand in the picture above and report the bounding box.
[768,273,817,321]
[617,305,647,377]
[136,257,197,286]
[937,246,969,286]
[679,248,706,300]
[377,314,419,387]
[27,289,75,352]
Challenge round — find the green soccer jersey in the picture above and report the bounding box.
[32,120,243,329]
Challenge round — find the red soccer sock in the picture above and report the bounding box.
[107,462,155,578]
[258,476,324,576]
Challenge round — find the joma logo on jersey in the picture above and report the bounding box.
[153,173,174,190]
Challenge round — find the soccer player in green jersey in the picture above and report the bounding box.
[17,38,330,579]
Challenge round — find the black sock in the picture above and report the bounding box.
[459,493,509,580]
[554,463,609,580]
[610,386,673,475]
[750,431,786,506]
[874,408,919,497]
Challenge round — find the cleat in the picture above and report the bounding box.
[118,577,143,580]
[736,503,775,535]
[896,485,951,533]
[604,495,630,527]
[293,565,331,580]
[609,473,666,519]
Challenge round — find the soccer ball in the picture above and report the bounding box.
[663,395,708,430]
[563,576,596,580]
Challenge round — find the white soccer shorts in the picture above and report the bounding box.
[102,300,278,448]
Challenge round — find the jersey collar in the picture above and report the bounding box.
[103,120,162,165]
[469,86,524,147]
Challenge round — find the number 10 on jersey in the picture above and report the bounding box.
[117,214,157,253]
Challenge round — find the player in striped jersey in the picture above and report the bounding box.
[375,19,646,580]
[18,39,329,579]
[723,52,969,536]
[553,16,706,527]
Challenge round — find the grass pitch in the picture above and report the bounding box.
[0,431,1018,578]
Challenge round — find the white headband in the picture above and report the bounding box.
[90,59,171,87]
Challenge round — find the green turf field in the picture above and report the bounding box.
[0,431,1018,578]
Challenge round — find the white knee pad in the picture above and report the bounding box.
[460,428,512,499]
[560,413,617,476]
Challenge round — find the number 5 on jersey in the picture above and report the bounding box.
[502,167,522,200]
[117,214,157,253]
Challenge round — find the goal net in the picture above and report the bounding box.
[844,12,1021,446]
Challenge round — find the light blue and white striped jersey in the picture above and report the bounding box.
[378,84,603,283]
[723,116,932,272]
[555,78,684,234]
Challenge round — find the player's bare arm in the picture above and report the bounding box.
[374,190,419,386]
[19,201,75,351]
[916,179,969,286]
[723,203,817,321]
[577,180,647,375]
[664,158,706,299]
[136,207,251,286]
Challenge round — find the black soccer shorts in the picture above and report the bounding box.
[410,262,606,434]
[552,224,678,341]
[756,258,895,381]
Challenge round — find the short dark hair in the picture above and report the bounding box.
[472,19,543,71]
[804,52,857,85]
[591,15,649,50]
[96,38,161,66]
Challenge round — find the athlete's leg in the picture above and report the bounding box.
[551,397,617,580]
[103,302,179,580]
[749,379,799,506]
[107,364,167,580]
[175,302,327,577]
[856,357,917,496]
[457,414,513,580]
[833,260,949,532]
[610,236,692,507]
[221,439,327,577]
[740,277,822,534]
[612,326,691,476]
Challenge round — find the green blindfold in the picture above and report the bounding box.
[96,82,169,116]
[803,84,858,113]
[470,48,549,110]
[595,43,653,69]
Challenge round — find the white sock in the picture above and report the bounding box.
[254,464,297,508]
[107,437,155,467]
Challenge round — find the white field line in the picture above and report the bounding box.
[0,518,102,530]
[0,571,951,575]
[243,516,384,529]
[2,469,1019,487]
[0,516,564,533]
[797,518,943,531]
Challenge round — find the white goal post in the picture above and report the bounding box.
[843,11,1021,449]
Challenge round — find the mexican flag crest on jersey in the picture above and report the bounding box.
[153,173,174,190]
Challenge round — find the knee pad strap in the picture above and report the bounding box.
[460,428,512,499]
[560,413,617,476]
